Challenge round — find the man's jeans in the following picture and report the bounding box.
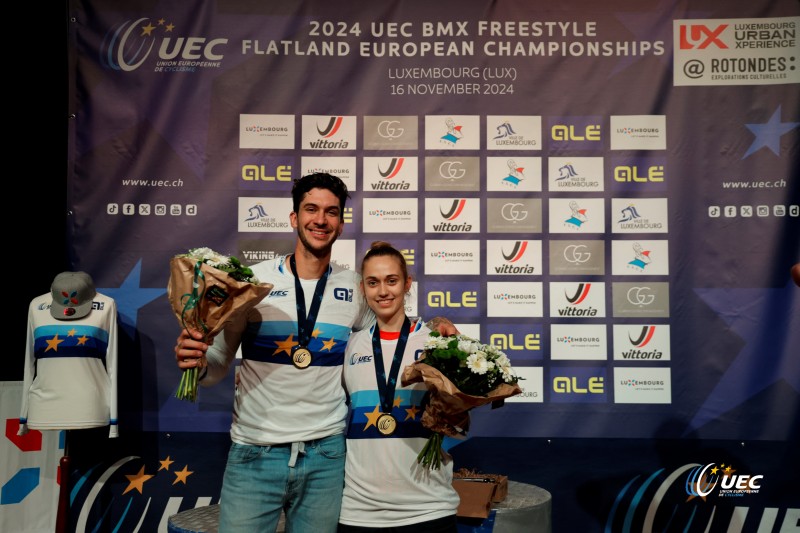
[218,434,346,532]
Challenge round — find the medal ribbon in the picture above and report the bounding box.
[289,254,330,353]
[371,316,411,414]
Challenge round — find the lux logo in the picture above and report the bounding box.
[679,24,728,50]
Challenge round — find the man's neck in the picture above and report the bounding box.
[291,246,330,279]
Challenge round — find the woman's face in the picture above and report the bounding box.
[361,255,411,325]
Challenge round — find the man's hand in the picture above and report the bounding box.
[426,316,459,336]
[175,328,209,370]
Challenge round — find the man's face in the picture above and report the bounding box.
[290,187,344,256]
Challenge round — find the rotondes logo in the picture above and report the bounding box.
[101,17,227,72]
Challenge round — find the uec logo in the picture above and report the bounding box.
[104,18,227,71]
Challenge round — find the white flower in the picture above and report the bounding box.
[497,358,514,382]
[466,353,491,375]
[458,338,479,354]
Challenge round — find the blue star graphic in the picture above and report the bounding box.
[98,259,166,338]
[690,281,800,436]
[743,105,800,159]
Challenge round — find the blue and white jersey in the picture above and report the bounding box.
[20,292,118,438]
[339,321,460,527]
[203,255,372,445]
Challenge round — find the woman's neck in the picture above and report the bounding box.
[377,313,408,333]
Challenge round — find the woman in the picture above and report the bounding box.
[338,241,460,532]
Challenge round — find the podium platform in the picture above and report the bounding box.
[461,480,552,532]
[167,481,551,533]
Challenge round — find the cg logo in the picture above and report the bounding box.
[501,203,528,222]
[377,120,405,139]
[563,244,591,264]
[438,161,466,180]
[683,60,705,79]
[627,286,655,306]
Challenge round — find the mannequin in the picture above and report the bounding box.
[19,271,119,437]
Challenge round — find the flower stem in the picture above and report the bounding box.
[176,366,198,402]
[417,433,444,470]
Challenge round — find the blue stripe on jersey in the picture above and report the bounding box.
[348,389,428,409]
[240,320,352,367]
[33,325,110,360]
[345,399,432,440]
[33,325,110,343]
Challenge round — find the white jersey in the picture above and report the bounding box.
[20,292,118,438]
[339,321,460,527]
[203,255,372,445]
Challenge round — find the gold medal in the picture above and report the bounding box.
[292,347,312,369]
[377,413,397,436]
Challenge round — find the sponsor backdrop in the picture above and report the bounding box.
[8,0,798,531]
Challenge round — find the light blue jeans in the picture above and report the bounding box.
[218,434,346,533]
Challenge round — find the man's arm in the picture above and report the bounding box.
[426,316,459,336]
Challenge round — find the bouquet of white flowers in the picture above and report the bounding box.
[402,332,522,470]
[167,247,272,401]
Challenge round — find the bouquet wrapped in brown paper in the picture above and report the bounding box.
[167,247,273,401]
[401,332,523,470]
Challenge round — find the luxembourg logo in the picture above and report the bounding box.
[493,120,517,139]
[491,119,536,147]
[564,201,588,229]
[556,162,577,181]
[501,159,525,188]
[101,17,227,72]
[686,463,763,498]
[440,117,464,146]
[628,242,652,271]
[619,204,641,222]
[243,203,289,229]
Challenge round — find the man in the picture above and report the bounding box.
[175,173,453,532]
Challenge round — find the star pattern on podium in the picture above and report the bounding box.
[123,465,154,495]
[172,465,194,485]
[159,456,174,471]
